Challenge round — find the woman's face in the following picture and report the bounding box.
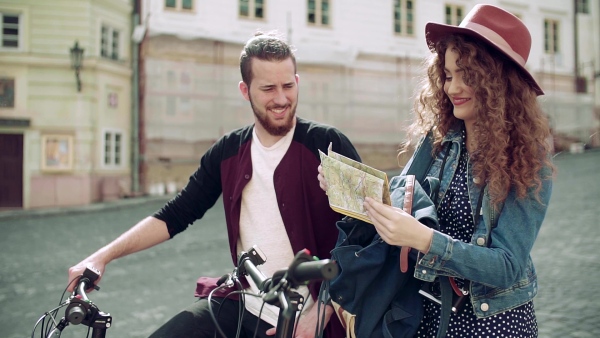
[443,44,477,126]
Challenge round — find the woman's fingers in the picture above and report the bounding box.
[317,165,328,191]
[365,197,414,246]
[365,198,404,223]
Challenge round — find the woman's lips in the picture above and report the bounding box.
[452,98,471,106]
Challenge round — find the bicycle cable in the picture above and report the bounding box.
[207,283,232,338]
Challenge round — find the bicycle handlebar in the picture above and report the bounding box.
[234,247,339,338]
[33,266,113,338]
[279,258,339,286]
[239,247,339,294]
[59,267,112,337]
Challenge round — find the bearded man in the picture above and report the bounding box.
[67,31,359,338]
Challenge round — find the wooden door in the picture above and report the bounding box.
[0,133,24,208]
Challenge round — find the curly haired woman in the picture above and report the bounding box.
[361,4,555,337]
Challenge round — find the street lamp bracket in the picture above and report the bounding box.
[69,41,84,92]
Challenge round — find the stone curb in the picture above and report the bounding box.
[0,194,174,220]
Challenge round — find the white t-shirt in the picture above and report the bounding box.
[237,126,313,326]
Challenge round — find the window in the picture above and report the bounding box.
[165,0,194,11]
[544,19,560,54]
[0,78,15,108]
[393,0,414,36]
[180,72,191,90]
[1,12,19,48]
[307,0,330,26]
[445,4,463,25]
[166,97,176,115]
[576,0,589,14]
[104,130,123,166]
[239,0,264,19]
[101,25,120,60]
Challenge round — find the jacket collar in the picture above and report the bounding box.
[441,122,466,145]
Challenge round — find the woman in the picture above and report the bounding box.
[321,4,554,337]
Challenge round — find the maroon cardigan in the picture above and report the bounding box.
[154,117,360,337]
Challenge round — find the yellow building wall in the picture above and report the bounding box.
[0,0,133,209]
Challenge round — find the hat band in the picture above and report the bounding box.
[461,22,526,66]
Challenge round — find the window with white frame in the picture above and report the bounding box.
[101,25,120,60]
[445,4,463,25]
[544,19,560,54]
[165,0,194,11]
[1,12,19,48]
[103,130,123,166]
[576,0,589,14]
[239,0,264,19]
[307,0,330,26]
[393,0,414,36]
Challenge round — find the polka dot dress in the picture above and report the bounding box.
[415,132,538,338]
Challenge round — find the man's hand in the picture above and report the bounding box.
[67,261,105,293]
[265,302,334,337]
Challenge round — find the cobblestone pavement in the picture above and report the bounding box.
[1,150,598,338]
[532,150,600,338]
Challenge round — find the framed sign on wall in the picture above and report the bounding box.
[41,134,73,172]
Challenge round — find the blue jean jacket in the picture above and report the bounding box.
[401,129,553,318]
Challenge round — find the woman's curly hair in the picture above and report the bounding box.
[403,34,555,207]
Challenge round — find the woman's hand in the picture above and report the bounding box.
[364,197,433,253]
[317,165,328,192]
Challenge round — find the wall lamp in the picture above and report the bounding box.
[69,41,84,92]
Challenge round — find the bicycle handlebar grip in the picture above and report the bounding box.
[289,259,338,284]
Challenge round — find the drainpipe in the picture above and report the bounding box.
[574,0,580,82]
[132,14,140,194]
[131,0,144,194]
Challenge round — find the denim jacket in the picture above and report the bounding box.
[402,128,553,318]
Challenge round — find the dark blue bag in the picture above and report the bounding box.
[329,175,439,338]
[328,132,443,338]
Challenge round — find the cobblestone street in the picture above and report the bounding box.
[0,150,598,338]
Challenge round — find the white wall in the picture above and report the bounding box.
[140,0,597,148]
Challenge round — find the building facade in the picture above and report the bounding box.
[137,0,599,195]
[1,0,597,208]
[0,0,133,209]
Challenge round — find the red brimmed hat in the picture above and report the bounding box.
[425,4,544,96]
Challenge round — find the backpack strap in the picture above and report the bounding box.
[400,131,438,273]
[437,276,454,338]
[402,130,435,182]
[400,131,455,338]
[399,175,416,273]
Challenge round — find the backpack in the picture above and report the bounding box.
[329,176,440,338]
[328,132,448,338]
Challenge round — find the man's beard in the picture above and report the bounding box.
[250,98,297,136]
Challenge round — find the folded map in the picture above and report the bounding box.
[319,143,391,224]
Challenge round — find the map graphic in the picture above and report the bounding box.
[319,144,390,223]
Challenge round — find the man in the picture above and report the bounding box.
[67,31,359,338]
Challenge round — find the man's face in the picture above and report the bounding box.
[239,58,299,137]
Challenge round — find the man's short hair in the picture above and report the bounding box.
[240,31,297,86]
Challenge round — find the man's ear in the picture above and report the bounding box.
[239,81,250,101]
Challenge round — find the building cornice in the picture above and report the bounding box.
[0,54,132,77]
